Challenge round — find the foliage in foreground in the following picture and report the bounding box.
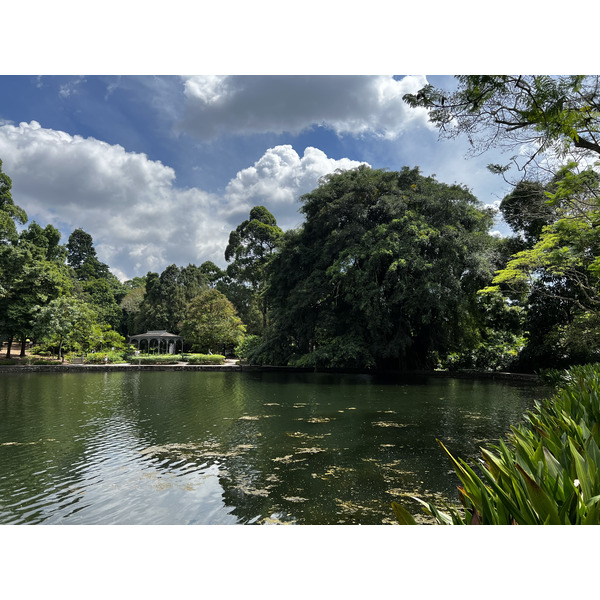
[393,363,600,524]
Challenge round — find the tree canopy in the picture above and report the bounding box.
[224,206,283,332]
[252,166,497,369]
[403,75,600,178]
[180,288,246,354]
[406,76,600,369]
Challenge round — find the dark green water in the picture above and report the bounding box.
[0,370,544,524]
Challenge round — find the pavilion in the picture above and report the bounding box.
[128,330,184,354]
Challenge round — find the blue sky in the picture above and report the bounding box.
[0,74,520,280]
[1,4,589,282]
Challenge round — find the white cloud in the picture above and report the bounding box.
[0,122,364,280]
[178,75,433,140]
[58,77,86,99]
[222,145,367,229]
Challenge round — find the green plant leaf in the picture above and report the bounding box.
[514,463,562,524]
[391,501,418,525]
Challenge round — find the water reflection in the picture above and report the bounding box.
[0,371,544,524]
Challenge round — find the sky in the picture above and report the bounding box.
[0,73,519,281]
[2,3,593,283]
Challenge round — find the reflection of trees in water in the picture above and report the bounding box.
[0,371,544,524]
[0,372,134,523]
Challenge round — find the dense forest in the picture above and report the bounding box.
[2,75,600,372]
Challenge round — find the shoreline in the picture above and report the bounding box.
[0,361,540,383]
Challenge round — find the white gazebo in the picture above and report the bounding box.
[128,330,184,354]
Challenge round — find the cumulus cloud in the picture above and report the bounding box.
[222,145,367,229]
[0,122,364,280]
[178,75,432,140]
[0,121,224,280]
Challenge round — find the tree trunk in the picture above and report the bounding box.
[20,337,27,357]
[5,335,13,359]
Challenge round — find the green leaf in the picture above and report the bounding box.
[514,463,562,524]
[391,501,418,525]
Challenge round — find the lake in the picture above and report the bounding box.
[0,370,544,525]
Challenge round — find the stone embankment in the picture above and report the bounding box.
[0,360,540,383]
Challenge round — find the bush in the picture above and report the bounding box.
[128,354,179,365]
[28,345,53,357]
[0,359,18,365]
[186,354,225,365]
[84,351,127,364]
[30,359,62,365]
[393,363,600,525]
[234,335,261,361]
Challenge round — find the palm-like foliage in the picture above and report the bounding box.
[394,363,600,524]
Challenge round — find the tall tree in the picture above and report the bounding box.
[0,158,27,245]
[225,206,283,331]
[180,288,246,354]
[405,75,600,368]
[260,166,496,369]
[1,222,71,358]
[67,228,111,281]
[134,264,209,334]
[66,227,127,332]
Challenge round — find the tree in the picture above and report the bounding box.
[33,296,98,361]
[0,222,71,358]
[260,166,496,369]
[225,206,283,331]
[134,264,209,334]
[406,76,600,368]
[0,158,27,245]
[499,180,557,246]
[403,75,600,178]
[180,288,246,354]
[67,228,111,281]
[120,285,146,336]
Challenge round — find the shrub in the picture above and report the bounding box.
[186,354,225,365]
[234,335,261,361]
[128,354,179,365]
[84,351,127,364]
[28,345,53,357]
[30,359,62,365]
[393,363,600,525]
[0,359,18,365]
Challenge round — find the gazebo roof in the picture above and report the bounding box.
[129,330,183,339]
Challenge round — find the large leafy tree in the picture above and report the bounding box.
[32,296,98,361]
[180,288,246,354]
[403,75,600,176]
[0,221,71,358]
[259,166,496,369]
[0,158,27,245]
[406,75,600,368]
[67,228,112,281]
[66,227,127,332]
[134,264,209,334]
[224,206,283,332]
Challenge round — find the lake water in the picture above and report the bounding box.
[0,370,544,525]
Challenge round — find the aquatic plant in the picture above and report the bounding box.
[393,363,600,524]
